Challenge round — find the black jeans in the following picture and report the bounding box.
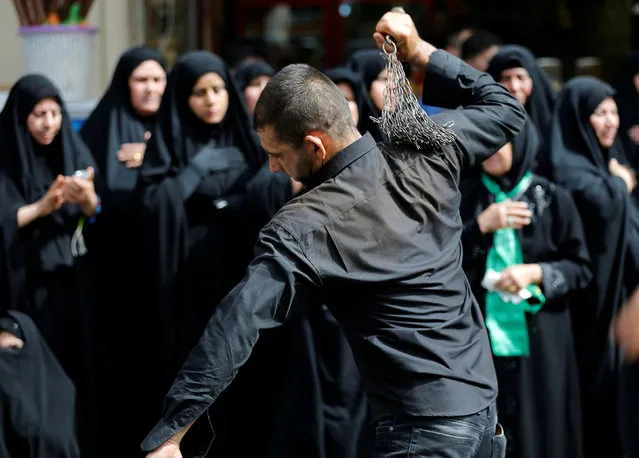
[374,404,505,458]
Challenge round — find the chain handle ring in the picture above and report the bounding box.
[383,35,397,56]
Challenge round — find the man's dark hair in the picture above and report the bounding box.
[254,64,357,148]
[461,30,501,61]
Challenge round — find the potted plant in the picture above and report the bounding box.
[12,1,99,101]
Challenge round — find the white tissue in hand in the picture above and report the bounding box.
[481,269,532,304]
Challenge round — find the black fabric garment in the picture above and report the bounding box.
[80,45,166,191]
[549,76,639,458]
[234,60,274,92]
[0,311,79,458]
[137,50,293,457]
[347,50,388,92]
[138,49,256,369]
[487,119,539,193]
[325,67,384,142]
[267,303,374,458]
[460,120,590,458]
[271,66,380,453]
[613,52,639,171]
[347,50,411,95]
[79,46,167,458]
[141,50,527,455]
[0,74,102,458]
[0,316,23,339]
[0,74,97,362]
[487,45,557,177]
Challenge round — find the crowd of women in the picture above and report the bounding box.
[2,24,639,458]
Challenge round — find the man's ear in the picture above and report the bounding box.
[304,133,327,160]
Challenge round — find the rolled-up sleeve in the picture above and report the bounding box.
[424,50,527,167]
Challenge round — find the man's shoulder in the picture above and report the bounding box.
[265,193,329,242]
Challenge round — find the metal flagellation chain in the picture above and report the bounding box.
[372,35,456,151]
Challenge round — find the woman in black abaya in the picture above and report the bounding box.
[0,311,79,458]
[613,52,639,171]
[325,67,383,142]
[549,77,639,458]
[0,74,101,456]
[347,50,389,114]
[461,119,590,458]
[81,45,167,188]
[79,45,168,458]
[487,45,556,177]
[137,50,294,457]
[234,59,274,117]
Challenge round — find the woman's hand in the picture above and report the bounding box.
[628,125,639,144]
[62,167,99,216]
[118,143,146,168]
[0,331,24,349]
[615,287,639,360]
[609,158,637,193]
[495,264,543,294]
[36,175,66,218]
[477,200,532,234]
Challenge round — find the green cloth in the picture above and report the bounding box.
[63,3,82,25]
[481,171,545,357]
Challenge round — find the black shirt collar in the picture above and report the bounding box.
[302,133,377,189]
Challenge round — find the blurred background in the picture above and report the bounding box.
[1,0,638,120]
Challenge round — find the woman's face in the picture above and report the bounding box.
[482,142,513,176]
[370,69,387,111]
[188,72,229,124]
[27,97,62,146]
[500,67,533,105]
[129,60,167,116]
[244,74,271,117]
[590,97,619,148]
[337,81,359,126]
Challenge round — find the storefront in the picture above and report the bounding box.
[230,0,469,68]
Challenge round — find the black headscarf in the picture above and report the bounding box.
[0,311,79,458]
[486,118,540,193]
[0,74,94,204]
[0,74,96,266]
[460,118,539,209]
[613,51,639,168]
[80,46,167,191]
[324,67,384,141]
[550,77,623,179]
[347,50,386,91]
[140,50,263,184]
[487,45,557,139]
[234,60,275,93]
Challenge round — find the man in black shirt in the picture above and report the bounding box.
[143,11,525,458]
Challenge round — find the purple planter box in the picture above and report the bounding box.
[19,25,98,35]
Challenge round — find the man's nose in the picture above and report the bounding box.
[269,156,282,173]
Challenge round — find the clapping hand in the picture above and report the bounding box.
[36,176,65,218]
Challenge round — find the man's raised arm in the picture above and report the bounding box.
[374,11,527,168]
